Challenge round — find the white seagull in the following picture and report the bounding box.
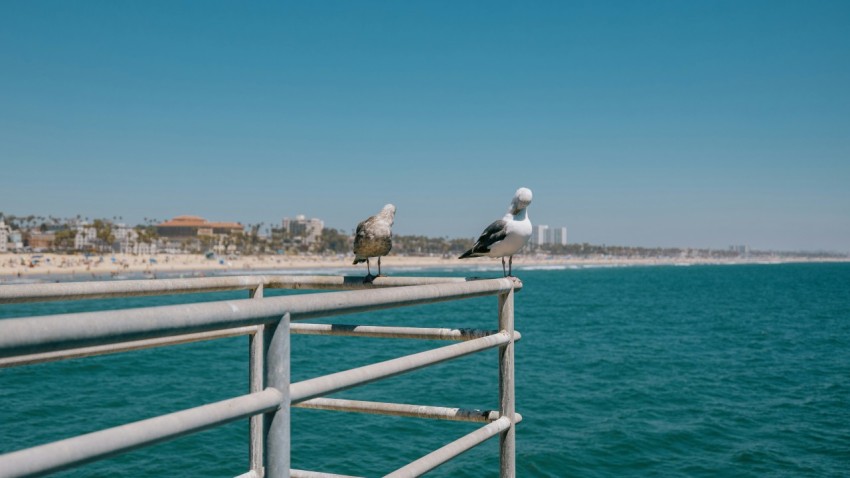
[459,187,533,277]
[353,204,396,282]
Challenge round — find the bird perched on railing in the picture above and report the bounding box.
[353,204,396,282]
[459,187,533,277]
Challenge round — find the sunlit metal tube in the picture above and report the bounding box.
[0,326,259,368]
[295,398,502,423]
[0,388,284,478]
[0,278,519,359]
[0,275,268,304]
[290,470,363,478]
[264,314,291,478]
[0,275,471,304]
[499,287,517,477]
[290,323,502,341]
[385,416,513,478]
[290,332,510,404]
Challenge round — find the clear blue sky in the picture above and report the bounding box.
[1,1,848,252]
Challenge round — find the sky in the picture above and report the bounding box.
[1,1,848,252]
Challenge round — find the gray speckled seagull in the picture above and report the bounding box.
[459,187,533,277]
[353,204,396,282]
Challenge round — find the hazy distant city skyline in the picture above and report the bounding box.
[2,2,848,253]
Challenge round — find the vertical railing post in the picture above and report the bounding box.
[264,312,291,478]
[249,285,265,475]
[498,282,516,478]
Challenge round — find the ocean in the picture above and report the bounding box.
[1,263,849,477]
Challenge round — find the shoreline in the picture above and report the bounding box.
[1,252,848,283]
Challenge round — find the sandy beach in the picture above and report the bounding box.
[1,252,847,282]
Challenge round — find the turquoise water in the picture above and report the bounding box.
[1,263,849,477]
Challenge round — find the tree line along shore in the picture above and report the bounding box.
[2,213,845,278]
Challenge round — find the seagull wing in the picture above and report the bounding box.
[459,219,508,258]
[354,218,369,244]
[352,216,372,262]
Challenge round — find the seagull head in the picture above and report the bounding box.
[510,187,533,215]
[380,204,397,224]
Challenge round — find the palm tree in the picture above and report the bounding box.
[93,219,115,252]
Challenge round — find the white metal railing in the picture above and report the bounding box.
[0,274,522,477]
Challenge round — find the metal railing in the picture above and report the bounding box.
[0,274,522,477]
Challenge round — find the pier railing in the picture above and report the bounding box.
[0,274,522,477]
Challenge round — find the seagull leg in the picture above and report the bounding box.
[367,257,385,282]
[364,258,376,283]
[502,257,507,277]
[508,256,513,277]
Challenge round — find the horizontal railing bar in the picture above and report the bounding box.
[290,323,520,341]
[384,416,517,478]
[291,332,510,404]
[0,276,266,304]
[0,388,284,478]
[0,326,260,369]
[291,469,363,478]
[234,470,261,478]
[0,278,520,359]
[0,325,521,369]
[266,275,469,291]
[0,275,469,304]
[296,398,504,423]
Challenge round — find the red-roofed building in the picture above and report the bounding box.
[157,216,244,238]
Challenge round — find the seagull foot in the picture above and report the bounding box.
[364,274,388,284]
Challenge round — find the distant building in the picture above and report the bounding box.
[531,225,549,247]
[530,224,568,247]
[134,241,157,255]
[74,224,97,250]
[110,224,157,255]
[729,245,750,256]
[111,224,137,254]
[28,232,56,251]
[281,215,324,246]
[114,224,133,252]
[9,231,23,251]
[551,227,568,246]
[157,216,244,238]
[0,221,9,253]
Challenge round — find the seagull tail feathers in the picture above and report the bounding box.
[353,257,366,265]
[458,249,476,259]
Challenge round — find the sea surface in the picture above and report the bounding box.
[1,263,849,477]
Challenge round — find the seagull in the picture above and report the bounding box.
[353,204,396,282]
[459,187,533,277]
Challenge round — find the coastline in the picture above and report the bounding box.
[1,252,847,283]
